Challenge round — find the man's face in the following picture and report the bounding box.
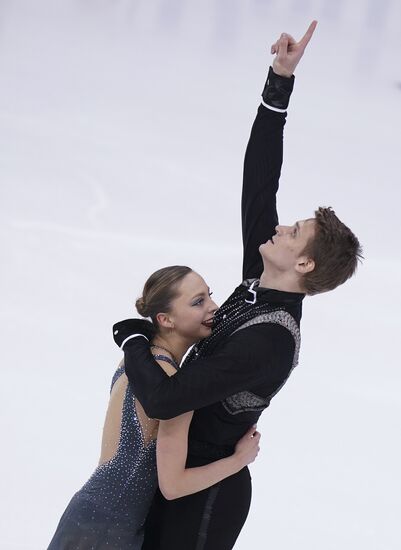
[259,218,316,273]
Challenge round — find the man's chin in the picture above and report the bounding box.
[259,242,271,261]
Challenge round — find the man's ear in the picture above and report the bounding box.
[155,312,174,329]
[295,256,315,275]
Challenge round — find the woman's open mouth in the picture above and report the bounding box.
[201,318,214,329]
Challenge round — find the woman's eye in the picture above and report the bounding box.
[192,292,212,306]
[209,291,213,297]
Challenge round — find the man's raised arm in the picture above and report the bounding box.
[242,22,317,280]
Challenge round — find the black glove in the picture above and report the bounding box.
[261,66,295,110]
[113,318,156,349]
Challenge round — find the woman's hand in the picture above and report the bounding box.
[234,425,261,468]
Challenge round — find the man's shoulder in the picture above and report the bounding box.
[230,309,300,363]
[233,309,300,341]
[230,316,297,347]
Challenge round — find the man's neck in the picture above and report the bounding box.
[259,268,304,293]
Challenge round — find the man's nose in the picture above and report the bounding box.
[275,224,289,235]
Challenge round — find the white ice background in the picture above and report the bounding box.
[1,1,401,548]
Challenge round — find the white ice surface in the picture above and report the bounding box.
[1,1,401,548]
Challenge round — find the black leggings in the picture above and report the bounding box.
[143,466,252,550]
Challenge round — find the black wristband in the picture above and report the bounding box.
[261,66,295,110]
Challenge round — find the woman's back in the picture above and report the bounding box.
[98,362,158,466]
[48,356,176,550]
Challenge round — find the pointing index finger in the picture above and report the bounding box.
[299,20,318,49]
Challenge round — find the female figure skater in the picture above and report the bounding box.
[47,265,261,550]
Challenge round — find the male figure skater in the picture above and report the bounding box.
[114,21,362,549]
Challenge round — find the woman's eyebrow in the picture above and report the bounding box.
[190,289,208,300]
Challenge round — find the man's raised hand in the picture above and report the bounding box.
[271,20,317,78]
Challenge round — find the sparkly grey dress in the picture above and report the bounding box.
[48,357,177,550]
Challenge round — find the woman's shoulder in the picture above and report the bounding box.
[152,354,179,376]
[110,360,125,392]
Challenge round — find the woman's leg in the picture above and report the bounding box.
[156,466,252,550]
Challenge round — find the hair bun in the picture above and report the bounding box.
[136,266,193,325]
[135,297,148,317]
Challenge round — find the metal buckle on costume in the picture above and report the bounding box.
[245,280,257,304]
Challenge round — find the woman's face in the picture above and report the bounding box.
[165,271,218,342]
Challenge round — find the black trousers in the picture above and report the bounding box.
[143,466,252,550]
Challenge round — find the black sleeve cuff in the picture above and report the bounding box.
[261,66,295,110]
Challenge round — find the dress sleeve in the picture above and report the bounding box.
[123,323,295,419]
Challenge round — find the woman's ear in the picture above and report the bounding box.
[155,312,175,329]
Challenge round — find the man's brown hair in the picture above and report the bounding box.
[301,207,363,295]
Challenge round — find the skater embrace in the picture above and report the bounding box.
[48,20,362,550]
